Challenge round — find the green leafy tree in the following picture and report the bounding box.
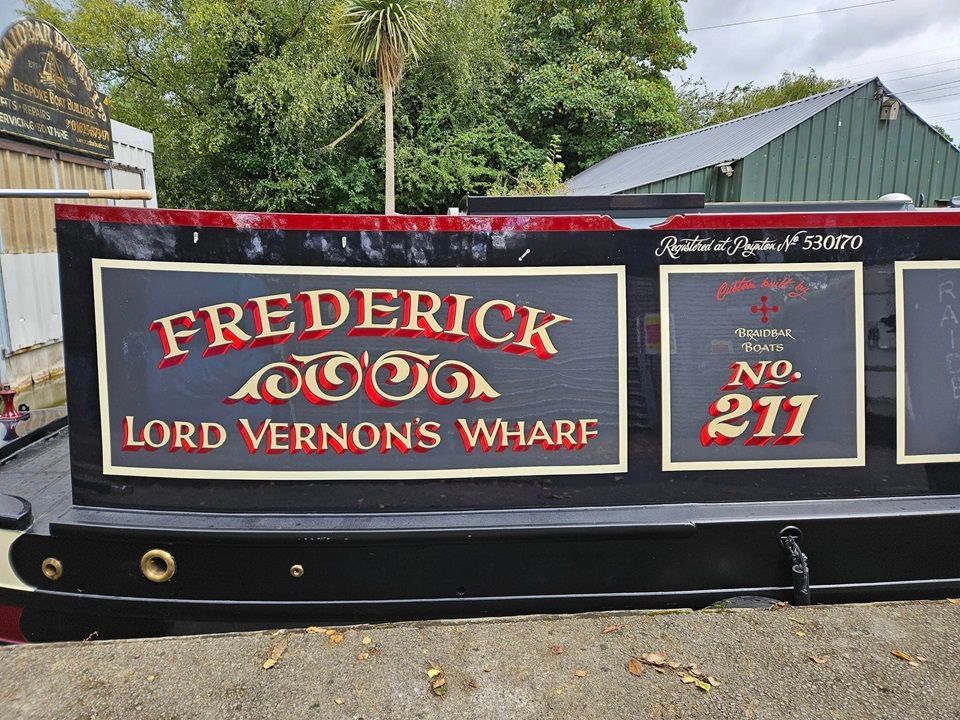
[505,0,694,175]
[677,70,848,130]
[24,0,540,212]
[390,0,553,210]
[338,0,432,214]
[24,0,382,211]
[487,134,565,196]
[21,0,695,211]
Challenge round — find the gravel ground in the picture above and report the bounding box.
[1,600,959,720]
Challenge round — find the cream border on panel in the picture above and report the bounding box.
[660,262,865,472]
[92,259,628,480]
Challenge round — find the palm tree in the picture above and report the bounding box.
[339,0,432,214]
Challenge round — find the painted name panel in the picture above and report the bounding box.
[661,262,865,471]
[93,259,627,479]
[896,261,960,463]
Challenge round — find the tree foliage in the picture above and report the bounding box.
[506,0,693,175]
[23,0,694,212]
[677,70,849,131]
[338,0,434,213]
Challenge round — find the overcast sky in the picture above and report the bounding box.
[3,0,958,139]
[674,0,960,139]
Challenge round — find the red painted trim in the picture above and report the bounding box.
[655,210,960,230]
[0,604,25,644]
[56,204,960,232]
[53,204,628,233]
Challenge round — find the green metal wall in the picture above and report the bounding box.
[739,81,960,203]
[622,164,741,201]
[621,80,960,204]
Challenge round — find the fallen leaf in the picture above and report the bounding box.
[427,665,447,696]
[262,635,289,670]
[694,679,712,692]
[465,679,478,689]
[482,665,493,673]
[788,616,807,625]
[892,650,916,663]
[666,661,681,670]
[680,675,697,684]
[574,669,587,678]
[770,601,789,610]
[640,652,666,666]
[334,698,344,705]
[795,631,806,638]
[357,652,369,661]
[653,667,666,674]
[916,655,928,663]
[946,598,960,605]
[361,636,372,645]
[809,656,829,665]
[601,624,622,634]
[626,658,644,677]
[706,676,720,687]
[328,633,344,645]
[324,629,337,636]
[550,645,564,655]
[305,626,325,634]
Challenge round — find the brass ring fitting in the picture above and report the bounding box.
[41,557,63,581]
[140,549,176,583]
[290,564,304,578]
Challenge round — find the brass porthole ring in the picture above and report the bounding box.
[140,549,176,583]
[41,557,63,581]
[290,564,304,578]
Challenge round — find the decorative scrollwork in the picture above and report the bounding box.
[427,359,500,405]
[225,350,500,407]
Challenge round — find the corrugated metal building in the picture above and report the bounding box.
[567,78,960,205]
[0,119,157,390]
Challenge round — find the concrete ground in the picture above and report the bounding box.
[1,600,959,720]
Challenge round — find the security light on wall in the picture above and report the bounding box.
[717,162,735,177]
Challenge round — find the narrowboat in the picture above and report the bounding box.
[2,193,959,641]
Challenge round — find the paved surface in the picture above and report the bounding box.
[2,601,959,719]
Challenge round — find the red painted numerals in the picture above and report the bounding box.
[699,360,817,447]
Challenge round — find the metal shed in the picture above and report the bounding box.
[0,120,157,391]
[567,78,960,205]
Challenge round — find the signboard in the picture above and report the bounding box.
[660,262,865,471]
[0,19,112,157]
[92,259,627,480]
[896,261,960,463]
